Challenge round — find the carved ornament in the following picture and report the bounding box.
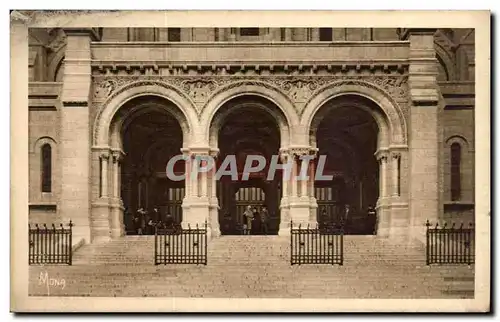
[92,75,408,116]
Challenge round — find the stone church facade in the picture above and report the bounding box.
[28,27,475,246]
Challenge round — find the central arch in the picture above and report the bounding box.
[200,81,299,146]
[208,94,291,235]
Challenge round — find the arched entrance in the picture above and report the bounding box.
[211,96,285,235]
[310,95,383,235]
[103,95,189,236]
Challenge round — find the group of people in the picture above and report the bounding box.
[131,207,176,235]
[242,205,270,235]
[319,204,378,234]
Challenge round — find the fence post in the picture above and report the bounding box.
[68,221,73,266]
[154,225,158,265]
[425,220,430,265]
[28,223,32,265]
[51,224,56,264]
[205,220,208,265]
[340,224,344,266]
[467,222,473,265]
[290,220,293,265]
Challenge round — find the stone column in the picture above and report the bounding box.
[110,149,125,238]
[182,148,192,198]
[402,28,440,244]
[300,159,308,197]
[309,156,318,222]
[191,159,199,198]
[380,154,388,199]
[391,152,401,197]
[290,156,298,199]
[388,149,411,241]
[288,148,317,229]
[208,149,220,237]
[201,160,208,198]
[90,148,112,242]
[375,150,390,237]
[100,153,109,198]
[278,151,291,235]
[181,147,211,234]
[60,28,100,243]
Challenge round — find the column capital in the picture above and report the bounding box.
[209,148,220,158]
[279,149,290,163]
[181,146,212,157]
[391,151,402,160]
[374,149,389,162]
[288,146,318,158]
[111,149,125,163]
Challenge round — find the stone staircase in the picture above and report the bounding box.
[29,235,474,298]
[72,235,155,265]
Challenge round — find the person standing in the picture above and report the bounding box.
[260,206,269,235]
[343,204,351,229]
[252,207,261,235]
[242,205,254,235]
[165,212,174,230]
[152,207,160,222]
[367,206,377,235]
[136,208,146,235]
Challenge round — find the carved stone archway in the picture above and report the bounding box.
[301,80,408,149]
[303,80,409,238]
[200,80,299,147]
[90,81,198,241]
[93,80,198,148]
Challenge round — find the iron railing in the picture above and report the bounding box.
[29,221,73,265]
[425,220,475,265]
[290,221,344,265]
[154,222,207,265]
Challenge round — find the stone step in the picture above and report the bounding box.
[29,264,474,299]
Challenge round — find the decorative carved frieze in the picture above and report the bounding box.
[92,74,409,116]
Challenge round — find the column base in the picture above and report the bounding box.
[309,197,318,223]
[90,200,112,243]
[181,197,210,229]
[278,227,290,237]
[289,198,316,226]
[110,200,125,238]
[208,200,220,239]
[208,227,221,239]
[376,200,411,241]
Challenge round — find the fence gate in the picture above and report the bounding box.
[154,222,207,265]
[29,221,73,265]
[426,220,475,265]
[290,221,344,265]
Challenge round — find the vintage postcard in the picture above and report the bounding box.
[10,10,490,312]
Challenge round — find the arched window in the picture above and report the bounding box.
[41,144,52,193]
[450,143,461,201]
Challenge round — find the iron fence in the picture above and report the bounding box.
[154,222,207,265]
[290,221,344,265]
[29,221,73,265]
[426,220,475,265]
